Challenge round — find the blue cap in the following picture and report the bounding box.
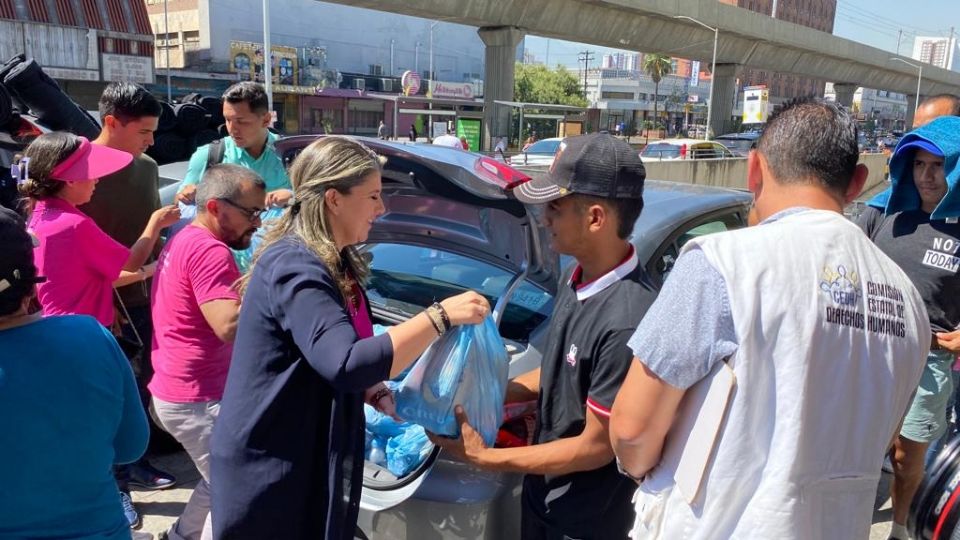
[895,139,944,158]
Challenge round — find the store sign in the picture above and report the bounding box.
[229,41,298,85]
[429,81,475,100]
[45,67,99,81]
[101,54,155,84]
[742,85,770,124]
[401,70,421,96]
[456,118,481,152]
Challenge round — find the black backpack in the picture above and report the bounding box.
[206,138,226,168]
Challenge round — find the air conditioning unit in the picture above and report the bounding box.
[354,78,365,90]
[382,79,393,92]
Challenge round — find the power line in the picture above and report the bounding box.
[578,50,595,99]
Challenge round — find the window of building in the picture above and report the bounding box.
[601,91,634,100]
[309,108,343,133]
[184,30,200,51]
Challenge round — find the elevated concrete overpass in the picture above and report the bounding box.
[326,0,960,147]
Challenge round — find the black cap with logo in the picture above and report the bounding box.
[0,207,43,303]
[513,132,646,204]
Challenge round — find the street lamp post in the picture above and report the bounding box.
[673,15,718,140]
[263,0,273,117]
[889,57,922,119]
[163,0,171,102]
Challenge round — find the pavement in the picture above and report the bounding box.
[132,449,899,540]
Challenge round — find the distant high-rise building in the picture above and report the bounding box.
[912,36,960,72]
[718,0,837,100]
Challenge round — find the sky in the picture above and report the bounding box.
[523,0,956,68]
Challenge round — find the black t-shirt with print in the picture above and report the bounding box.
[858,206,960,333]
[522,251,658,538]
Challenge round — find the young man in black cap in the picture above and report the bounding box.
[431,132,657,539]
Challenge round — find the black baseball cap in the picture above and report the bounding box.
[0,207,43,301]
[513,133,646,204]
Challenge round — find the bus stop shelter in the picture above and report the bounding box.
[493,100,589,146]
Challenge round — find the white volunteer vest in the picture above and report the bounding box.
[631,210,929,539]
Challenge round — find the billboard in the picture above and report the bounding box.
[690,60,700,88]
[742,85,770,124]
[455,118,481,151]
[229,41,298,85]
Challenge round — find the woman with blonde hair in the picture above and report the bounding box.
[210,136,489,539]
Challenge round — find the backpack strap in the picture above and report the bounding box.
[207,138,226,168]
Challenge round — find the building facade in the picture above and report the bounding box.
[718,0,837,101]
[825,83,908,131]
[586,64,713,135]
[911,36,960,72]
[0,0,155,107]
[144,0,487,135]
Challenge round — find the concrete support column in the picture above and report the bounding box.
[833,83,858,110]
[478,26,525,151]
[905,94,917,129]
[710,63,740,138]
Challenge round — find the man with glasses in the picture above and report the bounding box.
[150,164,265,540]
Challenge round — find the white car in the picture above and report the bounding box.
[640,138,736,162]
[507,137,563,167]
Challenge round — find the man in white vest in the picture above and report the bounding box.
[608,97,930,539]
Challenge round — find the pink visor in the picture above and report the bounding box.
[49,137,133,182]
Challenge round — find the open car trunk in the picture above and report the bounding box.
[275,138,560,511]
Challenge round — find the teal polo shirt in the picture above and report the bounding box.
[181,131,291,192]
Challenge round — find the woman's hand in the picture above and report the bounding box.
[365,382,400,421]
[440,291,490,327]
[150,205,182,229]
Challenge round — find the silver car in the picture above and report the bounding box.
[160,136,753,539]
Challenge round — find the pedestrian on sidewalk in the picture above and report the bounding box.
[210,136,488,539]
[79,82,178,523]
[430,133,656,539]
[610,97,930,539]
[0,206,149,540]
[857,100,960,540]
[150,164,265,540]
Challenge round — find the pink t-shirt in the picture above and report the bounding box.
[348,282,373,339]
[28,197,129,326]
[149,224,241,402]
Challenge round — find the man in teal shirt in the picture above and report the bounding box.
[176,81,292,207]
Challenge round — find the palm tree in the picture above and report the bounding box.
[643,54,673,135]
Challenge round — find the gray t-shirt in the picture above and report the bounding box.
[856,205,960,333]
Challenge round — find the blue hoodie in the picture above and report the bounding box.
[867,116,960,219]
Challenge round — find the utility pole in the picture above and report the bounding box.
[771,0,777,18]
[578,50,594,102]
[896,29,903,56]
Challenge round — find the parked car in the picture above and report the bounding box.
[714,132,760,157]
[159,136,753,539]
[506,137,563,167]
[640,138,736,162]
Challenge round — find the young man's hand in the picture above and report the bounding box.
[176,184,197,204]
[427,406,489,464]
[936,329,960,353]
[265,189,294,208]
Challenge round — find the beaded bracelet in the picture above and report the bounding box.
[431,302,451,332]
[425,306,445,336]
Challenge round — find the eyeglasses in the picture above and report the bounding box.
[217,198,265,222]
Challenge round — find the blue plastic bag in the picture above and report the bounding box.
[395,316,509,446]
[386,424,431,477]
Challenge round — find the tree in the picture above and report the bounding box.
[643,54,673,131]
[514,63,588,107]
[513,63,587,140]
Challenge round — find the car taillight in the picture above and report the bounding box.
[474,155,531,190]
